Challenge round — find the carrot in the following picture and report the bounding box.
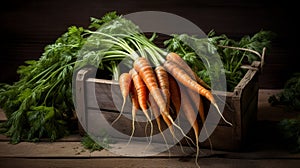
[167,54,211,146]
[154,65,170,115]
[133,57,193,143]
[166,52,210,90]
[133,57,172,118]
[133,57,168,118]
[164,60,213,103]
[112,72,132,125]
[164,60,232,126]
[129,68,153,143]
[126,81,139,146]
[187,89,213,152]
[169,66,209,151]
[168,74,181,120]
[129,69,148,115]
[148,95,163,135]
[149,92,188,156]
[180,86,201,168]
[148,94,170,154]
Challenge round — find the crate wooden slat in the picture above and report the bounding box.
[75,61,261,151]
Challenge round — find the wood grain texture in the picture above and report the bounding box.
[1,156,300,168]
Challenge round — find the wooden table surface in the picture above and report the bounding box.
[0,89,300,168]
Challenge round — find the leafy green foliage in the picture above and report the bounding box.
[0,26,86,144]
[81,134,104,152]
[268,73,300,153]
[164,30,275,91]
[278,116,300,153]
[269,73,300,111]
[89,11,119,30]
[76,15,140,73]
[81,132,112,152]
[0,11,123,144]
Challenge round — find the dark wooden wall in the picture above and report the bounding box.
[0,0,297,89]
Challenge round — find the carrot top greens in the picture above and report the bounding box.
[269,73,300,111]
[0,11,122,143]
[164,30,275,92]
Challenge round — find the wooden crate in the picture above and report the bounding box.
[75,61,261,152]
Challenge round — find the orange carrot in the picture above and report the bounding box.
[187,89,213,151]
[154,65,170,115]
[180,86,200,168]
[164,60,232,126]
[166,52,210,90]
[134,57,195,145]
[164,60,213,103]
[129,68,148,114]
[168,74,181,119]
[112,72,132,125]
[167,54,210,130]
[127,80,140,145]
[148,94,162,133]
[133,57,168,118]
[149,92,187,155]
[148,94,170,153]
[129,68,153,141]
[133,58,171,119]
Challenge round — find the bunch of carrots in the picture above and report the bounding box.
[86,26,232,167]
[117,52,231,168]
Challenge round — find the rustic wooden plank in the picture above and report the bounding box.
[257,89,300,121]
[1,157,300,168]
[0,142,90,157]
[0,134,10,141]
[83,109,176,146]
[76,68,90,134]
[0,134,82,143]
[200,126,237,151]
[86,78,132,113]
[240,91,258,147]
[239,62,260,147]
[83,109,242,151]
[0,139,299,159]
[0,141,202,158]
[75,68,99,136]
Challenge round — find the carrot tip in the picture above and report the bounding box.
[213,103,233,127]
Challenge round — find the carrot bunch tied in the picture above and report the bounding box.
[87,29,232,168]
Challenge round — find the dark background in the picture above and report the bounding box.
[0,0,297,89]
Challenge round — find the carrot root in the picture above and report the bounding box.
[181,87,201,168]
[212,103,233,126]
[149,97,171,156]
[112,72,132,126]
[112,100,126,126]
[126,80,139,146]
[126,112,136,146]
